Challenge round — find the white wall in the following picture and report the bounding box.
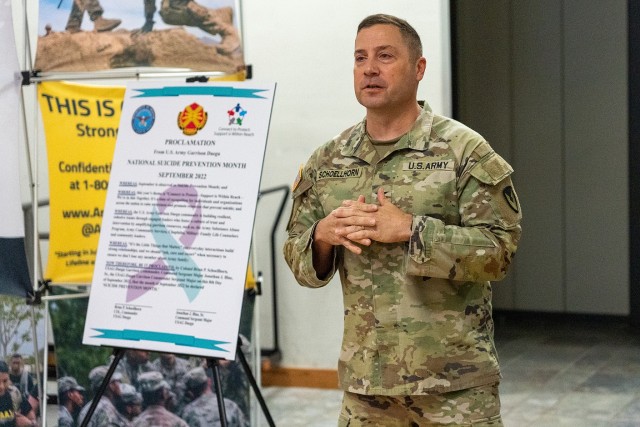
[11,0,451,370]
[243,0,452,369]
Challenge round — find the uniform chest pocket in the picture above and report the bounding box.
[314,167,369,212]
[387,162,458,218]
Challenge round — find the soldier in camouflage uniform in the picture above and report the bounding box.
[77,366,129,427]
[151,353,191,412]
[138,0,240,55]
[132,371,187,427]
[116,383,142,422]
[65,0,121,33]
[283,14,522,426]
[115,350,154,392]
[180,367,247,427]
[58,376,85,427]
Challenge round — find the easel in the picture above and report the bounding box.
[75,76,277,427]
[80,336,275,427]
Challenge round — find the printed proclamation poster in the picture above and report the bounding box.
[83,81,275,359]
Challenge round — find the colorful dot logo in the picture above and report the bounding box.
[227,103,247,126]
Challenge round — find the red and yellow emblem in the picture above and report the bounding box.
[178,102,208,136]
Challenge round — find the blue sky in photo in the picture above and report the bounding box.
[38,0,238,38]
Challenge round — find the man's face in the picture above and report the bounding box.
[0,373,9,396]
[127,403,142,418]
[353,24,425,113]
[128,350,150,365]
[69,389,84,407]
[109,380,122,398]
[160,353,175,365]
[10,357,21,374]
[134,350,150,364]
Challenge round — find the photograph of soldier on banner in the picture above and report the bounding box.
[0,295,46,426]
[34,0,243,72]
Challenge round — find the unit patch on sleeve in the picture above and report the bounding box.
[292,164,304,191]
[503,185,520,213]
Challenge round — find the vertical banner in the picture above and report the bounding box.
[0,0,31,297]
[83,81,276,359]
[38,82,125,283]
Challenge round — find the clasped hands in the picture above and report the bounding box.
[314,187,412,255]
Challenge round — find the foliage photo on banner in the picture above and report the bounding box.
[0,0,31,297]
[0,294,46,423]
[38,81,125,284]
[34,0,244,73]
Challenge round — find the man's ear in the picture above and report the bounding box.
[416,57,427,81]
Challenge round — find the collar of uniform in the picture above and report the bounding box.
[340,103,435,160]
[339,119,375,163]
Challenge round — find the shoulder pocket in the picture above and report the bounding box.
[470,152,513,185]
[286,178,313,231]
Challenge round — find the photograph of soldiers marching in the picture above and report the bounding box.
[42,290,253,427]
[0,348,249,427]
[58,350,248,427]
[0,282,253,427]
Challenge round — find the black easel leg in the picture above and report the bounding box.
[80,347,125,427]
[237,337,276,427]
[208,358,229,427]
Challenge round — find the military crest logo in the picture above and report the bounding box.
[178,102,208,136]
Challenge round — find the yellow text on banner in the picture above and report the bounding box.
[39,81,125,284]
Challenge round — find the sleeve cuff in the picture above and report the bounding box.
[300,221,337,287]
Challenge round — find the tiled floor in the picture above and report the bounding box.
[260,313,640,426]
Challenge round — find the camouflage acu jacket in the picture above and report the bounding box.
[283,104,522,396]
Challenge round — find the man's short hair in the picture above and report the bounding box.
[357,14,423,62]
[10,354,21,360]
[0,361,8,373]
